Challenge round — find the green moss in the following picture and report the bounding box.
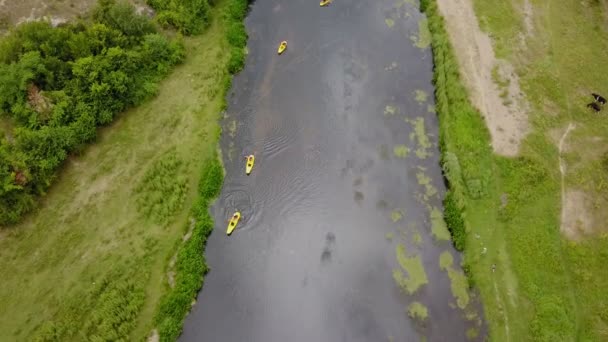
[393,244,428,294]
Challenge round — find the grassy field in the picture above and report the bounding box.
[0,2,234,339]
[422,0,608,340]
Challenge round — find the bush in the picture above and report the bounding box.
[443,190,466,251]
[0,1,184,224]
[146,0,211,35]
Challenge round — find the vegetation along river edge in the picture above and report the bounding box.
[1,0,607,340]
[421,0,608,340]
[0,0,248,340]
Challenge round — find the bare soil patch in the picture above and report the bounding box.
[561,190,593,240]
[436,0,529,156]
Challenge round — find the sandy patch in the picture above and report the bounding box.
[557,123,594,240]
[147,329,159,342]
[436,0,529,156]
[561,190,593,240]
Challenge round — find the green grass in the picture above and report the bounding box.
[0,0,243,340]
[420,0,608,340]
[393,244,428,294]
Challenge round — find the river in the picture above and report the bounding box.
[180,0,484,340]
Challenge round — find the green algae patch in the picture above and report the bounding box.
[439,251,470,309]
[466,327,479,340]
[386,232,394,241]
[430,207,451,241]
[411,18,431,49]
[426,104,435,113]
[416,172,438,199]
[384,104,398,116]
[391,209,404,222]
[414,89,428,104]
[407,117,431,159]
[228,119,237,138]
[408,301,429,321]
[439,251,454,269]
[393,145,410,158]
[413,231,422,245]
[385,18,395,28]
[384,62,399,71]
[393,244,428,294]
[379,144,390,160]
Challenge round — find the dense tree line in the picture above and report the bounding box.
[0,0,186,224]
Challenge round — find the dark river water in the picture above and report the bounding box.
[181,0,484,341]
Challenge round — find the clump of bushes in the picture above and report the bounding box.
[146,0,211,34]
[135,150,188,226]
[154,155,222,342]
[416,0,492,252]
[0,0,184,225]
[224,0,250,74]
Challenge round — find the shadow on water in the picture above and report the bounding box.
[181,0,486,340]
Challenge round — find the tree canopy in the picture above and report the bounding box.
[0,0,186,224]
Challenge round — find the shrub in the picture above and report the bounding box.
[0,1,184,224]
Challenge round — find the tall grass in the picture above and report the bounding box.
[418,0,493,251]
[153,156,223,341]
[151,0,249,340]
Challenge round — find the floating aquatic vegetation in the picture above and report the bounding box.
[393,145,410,158]
[408,301,429,321]
[414,89,429,104]
[439,251,470,309]
[416,172,438,199]
[393,244,428,294]
[384,104,398,116]
[430,207,451,241]
[391,209,404,222]
[410,18,431,50]
[385,18,395,28]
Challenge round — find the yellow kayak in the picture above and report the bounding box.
[278,41,287,55]
[320,0,331,6]
[227,212,241,235]
[246,154,255,175]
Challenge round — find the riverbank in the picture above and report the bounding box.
[422,0,608,340]
[0,0,245,339]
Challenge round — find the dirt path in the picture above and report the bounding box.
[557,123,593,240]
[436,0,529,156]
